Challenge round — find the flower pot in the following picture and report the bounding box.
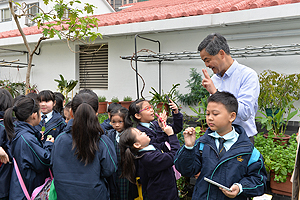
[263,133,291,146]
[156,102,169,116]
[270,171,292,196]
[120,101,133,110]
[108,102,120,105]
[98,102,107,113]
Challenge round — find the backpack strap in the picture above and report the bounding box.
[247,147,260,166]
[199,142,205,151]
[13,158,31,200]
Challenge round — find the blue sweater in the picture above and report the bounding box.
[136,112,183,144]
[51,120,118,200]
[35,110,66,140]
[137,134,180,200]
[10,121,53,200]
[174,124,267,200]
[0,111,12,198]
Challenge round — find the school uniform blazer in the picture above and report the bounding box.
[101,118,113,132]
[9,121,53,200]
[0,111,12,199]
[137,134,180,200]
[35,110,66,140]
[136,111,183,144]
[174,124,267,200]
[51,122,118,200]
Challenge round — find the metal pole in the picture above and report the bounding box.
[134,34,139,99]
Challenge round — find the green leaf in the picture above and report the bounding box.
[53,29,61,39]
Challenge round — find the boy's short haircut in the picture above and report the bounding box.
[78,89,98,99]
[108,102,122,113]
[207,91,238,114]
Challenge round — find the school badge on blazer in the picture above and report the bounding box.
[237,156,244,162]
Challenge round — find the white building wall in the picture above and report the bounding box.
[1,3,300,119]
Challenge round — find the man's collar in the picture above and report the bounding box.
[216,60,237,78]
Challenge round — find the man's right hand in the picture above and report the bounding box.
[202,69,217,94]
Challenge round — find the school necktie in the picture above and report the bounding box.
[150,122,156,132]
[41,115,47,126]
[218,138,226,158]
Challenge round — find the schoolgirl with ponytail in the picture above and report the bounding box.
[5,96,54,200]
[119,124,180,200]
[51,92,117,200]
[0,88,14,200]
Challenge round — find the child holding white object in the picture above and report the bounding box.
[174,91,267,200]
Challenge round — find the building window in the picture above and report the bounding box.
[27,3,39,16]
[1,8,11,22]
[79,44,108,89]
[62,8,71,19]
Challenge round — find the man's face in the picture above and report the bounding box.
[200,49,226,76]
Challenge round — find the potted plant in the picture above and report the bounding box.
[256,101,298,144]
[54,74,78,101]
[176,68,209,106]
[98,96,107,114]
[149,83,180,116]
[109,96,120,105]
[0,80,26,97]
[98,113,109,124]
[120,96,133,109]
[188,95,208,135]
[254,132,297,196]
[25,84,38,94]
[258,70,300,115]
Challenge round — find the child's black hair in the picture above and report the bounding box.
[71,93,103,165]
[53,93,64,114]
[64,101,72,110]
[26,92,38,101]
[4,97,40,141]
[13,95,26,105]
[78,89,98,99]
[108,102,122,113]
[54,92,65,101]
[128,99,146,123]
[110,107,132,129]
[119,127,140,183]
[0,88,13,112]
[207,91,238,114]
[37,90,55,102]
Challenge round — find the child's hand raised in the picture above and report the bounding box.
[162,125,174,136]
[220,184,239,198]
[183,127,196,147]
[160,110,167,122]
[168,99,178,114]
[46,135,54,143]
[0,147,9,164]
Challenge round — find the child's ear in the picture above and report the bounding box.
[229,112,236,123]
[135,113,142,120]
[32,112,38,120]
[133,142,141,149]
[70,109,74,118]
[53,100,56,107]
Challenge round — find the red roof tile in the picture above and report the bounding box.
[0,0,296,39]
